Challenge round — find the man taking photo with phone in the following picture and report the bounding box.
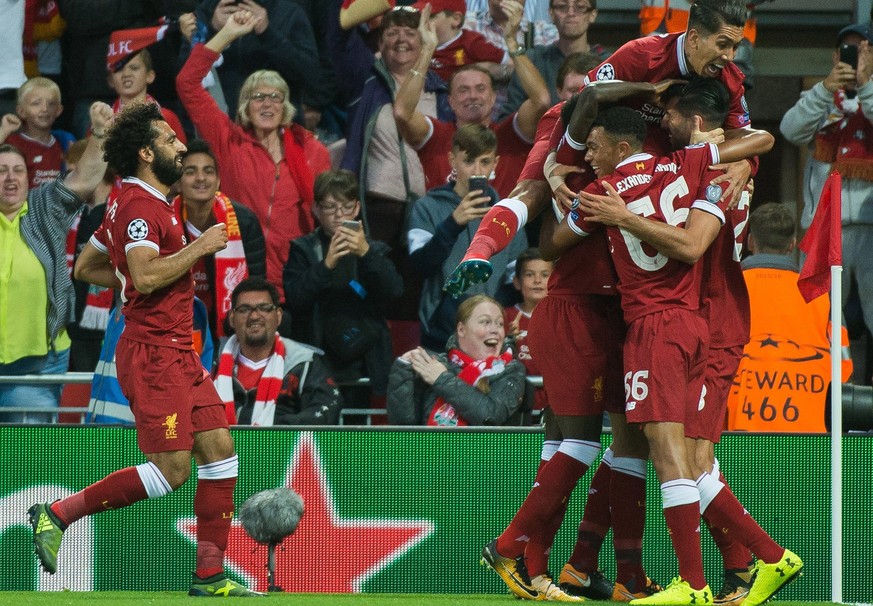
[407,124,527,351]
[283,169,403,412]
[780,22,873,380]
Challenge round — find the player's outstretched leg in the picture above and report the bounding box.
[28,503,65,574]
[443,259,494,298]
[189,573,266,597]
[743,549,803,606]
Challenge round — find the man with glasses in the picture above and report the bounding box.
[216,277,342,425]
[501,0,609,120]
[283,169,403,411]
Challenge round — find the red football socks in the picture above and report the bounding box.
[51,466,148,526]
[462,205,520,262]
[194,477,237,579]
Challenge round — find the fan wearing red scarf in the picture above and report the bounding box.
[386,294,526,426]
[176,9,330,296]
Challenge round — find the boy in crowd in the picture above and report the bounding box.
[415,0,509,84]
[504,248,553,412]
[108,47,186,143]
[0,77,74,187]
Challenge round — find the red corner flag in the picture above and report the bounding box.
[798,171,842,303]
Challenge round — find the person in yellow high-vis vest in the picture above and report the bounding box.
[727,202,853,432]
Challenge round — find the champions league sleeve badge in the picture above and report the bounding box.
[127,218,149,240]
[595,63,615,80]
[705,185,722,204]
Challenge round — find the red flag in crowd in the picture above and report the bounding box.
[798,171,842,303]
[107,24,169,72]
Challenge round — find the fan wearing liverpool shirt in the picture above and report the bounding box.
[446,0,762,295]
[546,106,801,606]
[29,103,263,597]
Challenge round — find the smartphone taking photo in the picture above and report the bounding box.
[840,44,858,70]
[341,219,362,231]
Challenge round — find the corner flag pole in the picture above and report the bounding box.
[830,262,842,603]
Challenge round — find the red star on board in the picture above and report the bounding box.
[178,432,433,592]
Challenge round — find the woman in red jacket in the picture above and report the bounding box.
[177,9,330,295]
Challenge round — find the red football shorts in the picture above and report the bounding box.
[623,308,708,424]
[527,294,625,416]
[116,338,228,454]
[685,345,743,443]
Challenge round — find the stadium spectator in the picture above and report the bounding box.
[57,1,177,137]
[0,0,25,117]
[407,124,527,351]
[393,3,551,198]
[779,22,873,383]
[464,0,559,113]
[414,0,507,85]
[341,5,451,251]
[727,202,853,432]
[555,52,602,101]
[35,102,262,597]
[175,139,266,349]
[67,146,114,373]
[283,169,403,410]
[217,278,343,426]
[106,39,186,144]
[500,0,609,119]
[198,0,325,121]
[0,77,75,187]
[503,248,552,413]
[386,294,526,425]
[176,9,331,295]
[0,102,111,423]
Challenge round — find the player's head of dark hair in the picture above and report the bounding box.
[380,5,421,37]
[515,248,548,279]
[748,202,796,254]
[591,106,647,149]
[688,0,747,34]
[314,169,358,204]
[449,64,496,93]
[102,102,165,178]
[666,77,730,130]
[0,142,26,163]
[452,123,497,160]
[556,52,600,90]
[231,277,281,309]
[181,139,217,168]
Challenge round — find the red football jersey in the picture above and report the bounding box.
[584,32,750,156]
[569,144,728,322]
[7,132,64,188]
[91,178,194,349]
[430,30,505,84]
[701,192,751,348]
[504,304,547,409]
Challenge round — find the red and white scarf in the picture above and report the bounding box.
[173,191,248,337]
[215,334,285,426]
[426,347,514,426]
[813,89,873,182]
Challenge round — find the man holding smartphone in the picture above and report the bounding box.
[780,22,873,380]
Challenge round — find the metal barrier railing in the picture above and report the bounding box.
[0,372,545,426]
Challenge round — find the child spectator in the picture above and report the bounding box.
[414,0,508,84]
[0,77,74,187]
[106,27,186,143]
[504,248,553,412]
